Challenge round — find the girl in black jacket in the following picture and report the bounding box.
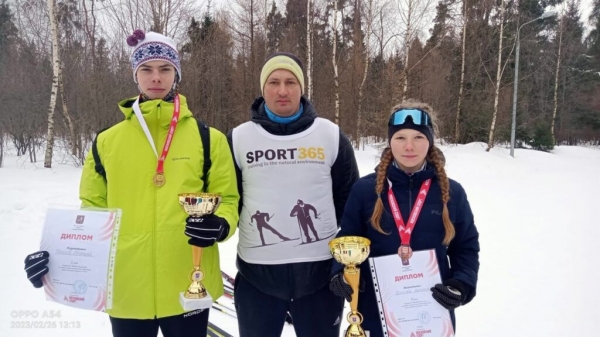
[330,100,480,336]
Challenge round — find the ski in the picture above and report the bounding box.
[222,284,234,297]
[208,322,234,337]
[207,327,219,337]
[221,271,235,300]
[215,299,236,313]
[221,270,235,287]
[222,290,233,299]
[212,302,236,319]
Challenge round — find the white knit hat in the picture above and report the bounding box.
[127,30,182,83]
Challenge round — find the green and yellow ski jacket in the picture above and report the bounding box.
[79,95,239,319]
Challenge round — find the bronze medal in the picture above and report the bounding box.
[153,172,166,187]
[398,245,413,260]
[399,245,412,266]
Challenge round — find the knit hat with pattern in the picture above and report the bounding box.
[127,30,181,83]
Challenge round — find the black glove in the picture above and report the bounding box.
[329,272,360,302]
[185,215,230,247]
[431,278,467,310]
[330,273,353,302]
[24,251,50,288]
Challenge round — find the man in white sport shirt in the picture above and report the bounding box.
[228,52,359,337]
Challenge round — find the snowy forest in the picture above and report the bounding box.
[0,0,599,168]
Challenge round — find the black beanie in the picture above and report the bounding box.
[388,117,434,148]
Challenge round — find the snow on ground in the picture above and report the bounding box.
[1,142,599,336]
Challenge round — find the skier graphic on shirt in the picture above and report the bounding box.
[251,210,290,246]
[289,199,320,243]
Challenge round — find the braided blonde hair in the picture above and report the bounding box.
[370,100,455,245]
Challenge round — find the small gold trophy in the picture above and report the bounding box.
[329,236,371,337]
[178,193,222,311]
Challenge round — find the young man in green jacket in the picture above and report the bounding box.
[23,31,239,337]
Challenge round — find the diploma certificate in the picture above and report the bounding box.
[39,207,121,311]
[369,249,455,337]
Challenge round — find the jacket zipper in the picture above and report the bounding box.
[153,103,160,315]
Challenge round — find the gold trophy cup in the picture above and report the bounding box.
[178,193,222,311]
[329,236,371,337]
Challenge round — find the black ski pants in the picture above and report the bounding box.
[234,272,344,337]
[109,308,209,337]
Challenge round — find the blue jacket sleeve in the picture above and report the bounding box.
[331,179,369,276]
[447,182,480,304]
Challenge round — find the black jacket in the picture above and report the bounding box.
[333,164,480,334]
[227,96,359,299]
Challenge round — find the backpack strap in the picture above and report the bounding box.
[197,119,211,192]
[92,127,111,180]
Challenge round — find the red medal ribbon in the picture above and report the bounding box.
[155,94,180,175]
[387,178,432,245]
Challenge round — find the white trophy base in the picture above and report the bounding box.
[179,292,213,311]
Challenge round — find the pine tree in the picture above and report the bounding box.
[587,0,600,68]
[426,0,453,50]
[0,0,17,62]
[266,1,284,54]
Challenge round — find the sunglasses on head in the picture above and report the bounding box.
[388,108,432,127]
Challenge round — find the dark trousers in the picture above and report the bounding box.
[109,308,209,337]
[235,273,344,337]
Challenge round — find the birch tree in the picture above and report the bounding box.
[455,0,467,143]
[332,0,340,125]
[486,0,505,151]
[58,62,77,157]
[44,0,60,168]
[306,0,313,99]
[551,15,564,145]
[264,0,268,55]
[357,0,374,148]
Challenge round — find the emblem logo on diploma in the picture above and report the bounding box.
[178,193,222,311]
